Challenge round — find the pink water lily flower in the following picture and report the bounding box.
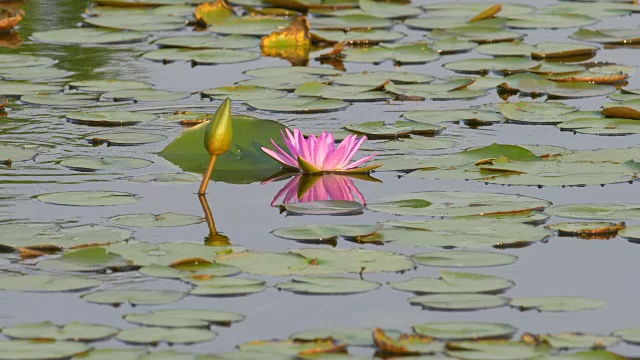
[261,128,381,174]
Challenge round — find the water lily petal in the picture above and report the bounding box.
[342,153,379,170]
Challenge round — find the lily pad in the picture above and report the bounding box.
[216,248,415,276]
[475,42,536,57]
[357,0,422,19]
[295,82,391,101]
[142,48,260,65]
[278,200,365,215]
[510,296,606,312]
[547,222,625,236]
[124,309,245,328]
[421,3,534,17]
[0,340,90,360]
[612,328,640,344]
[342,43,439,64]
[86,132,168,146]
[31,28,148,45]
[0,223,131,250]
[557,117,640,135]
[82,290,186,306]
[244,66,342,78]
[403,109,504,125]
[413,322,517,340]
[38,247,133,272]
[59,156,152,172]
[68,80,151,93]
[531,42,599,59]
[154,34,260,49]
[0,81,62,97]
[123,173,200,183]
[248,96,349,113]
[84,14,186,31]
[0,54,57,68]
[2,322,118,342]
[105,241,227,267]
[67,111,157,127]
[409,293,510,311]
[272,224,381,241]
[0,144,38,164]
[0,67,72,81]
[332,71,434,86]
[546,203,640,220]
[36,191,140,206]
[109,212,204,227]
[389,271,514,294]
[312,29,405,44]
[506,13,598,29]
[140,263,240,279]
[275,276,381,294]
[446,341,550,360]
[101,89,191,102]
[444,57,539,74]
[369,191,550,217]
[189,277,266,296]
[413,251,518,267]
[538,333,621,349]
[202,86,287,101]
[311,14,392,30]
[345,120,442,138]
[290,327,401,346]
[571,28,640,45]
[19,94,98,107]
[0,275,101,292]
[116,327,216,345]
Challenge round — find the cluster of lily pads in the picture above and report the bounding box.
[4,0,640,358]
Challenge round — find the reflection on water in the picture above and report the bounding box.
[198,194,231,246]
[265,172,380,206]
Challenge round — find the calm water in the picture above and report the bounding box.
[3,0,640,357]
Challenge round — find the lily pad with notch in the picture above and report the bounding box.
[104,241,231,267]
[506,13,599,29]
[189,277,266,296]
[278,200,365,215]
[0,144,38,165]
[290,327,401,346]
[413,321,517,340]
[37,247,134,273]
[546,222,626,237]
[83,14,187,31]
[510,296,606,312]
[275,276,381,295]
[210,17,290,36]
[409,293,510,311]
[0,275,101,292]
[67,111,157,127]
[68,80,151,93]
[342,43,439,64]
[86,132,168,146]
[124,309,245,328]
[345,120,443,138]
[294,82,391,102]
[332,71,434,86]
[547,203,640,220]
[310,14,392,30]
[101,89,191,102]
[116,327,216,345]
[82,289,186,306]
[31,28,148,45]
[19,93,98,107]
[202,86,287,101]
[312,29,406,44]
[153,34,260,49]
[2,321,119,342]
[142,48,260,65]
[36,191,140,206]
[0,223,131,251]
[389,271,514,294]
[444,57,539,75]
[109,212,204,227]
[271,224,381,242]
[0,67,72,81]
[413,250,518,268]
[140,263,240,279]
[0,81,61,97]
[59,156,152,172]
[247,97,350,113]
[0,340,90,359]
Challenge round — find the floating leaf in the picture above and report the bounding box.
[0,67,72,81]
[547,222,625,237]
[140,263,240,279]
[86,132,167,146]
[202,86,287,101]
[312,29,405,44]
[421,3,534,18]
[101,89,191,102]
[547,203,640,220]
[403,109,503,125]
[557,117,640,135]
[0,275,101,292]
[510,296,606,312]
[36,191,140,206]
[413,322,517,340]
[84,14,186,31]
[506,13,598,29]
[142,48,260,65]
[475,42,536,57]
[612,328,640,345]
[389,271,514,294]
[275,276,380,294]
[342,43,439,64]
[37,247,133,273]
[409,293,510,311]
[332,71,433,86]
[0,144,38,164]
[109,212,204,227]
[67,111,157,127]
[116,327,216,345]
[154,34,260,49]
[216,248,414,276]
[2,321,118,342]
[444,57,539,74]
[82,290,186,306]
[0,81,61,97]
[59,156,152,172]
[345,120,442,138]
[31,28,148,45]
[272,224,381,241]
[211,17,290,36]
[531,42,598,59]
[0,54,57,68]
[189,277,266,296]
[19,94,97,107]
[105,242,226,267]
[534,333,621,349]
[68,80,151,93]
[0,340,90,360]
[311,14,392,30]
[413,250,518,267]
[124,309,245,328]
[295,82,391,101]
[290,328,401,346]
[278,200,364,215]
[0,223,130,250]
[446,340,551,359]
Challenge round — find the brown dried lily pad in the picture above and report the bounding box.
[0,8,24,32]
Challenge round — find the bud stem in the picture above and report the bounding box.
[198,155,218,195]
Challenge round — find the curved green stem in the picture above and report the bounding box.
[198,155,217,195]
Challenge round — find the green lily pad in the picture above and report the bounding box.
[59,156,152,172]
[68,80,151,93]
[109,212,204,227]
[510,296,606,312]
[531,42,599,59]
[332,71,434,86]
[86,132,168,146]
[82,290,186,306]
[571,28,640,45]
[0,81,62,97]
[342,43,439,64]
[202,86,287,101]
[558,117,640,135]
[409,293,510,311]
[38,247,133,272]
[271,224,381,241]
[406,17,505,31]
[159,115,287,184]
[386,79,486,101]
[436,25,525,43]
[36,191,140,206]
[413,250,518,267]
[189,277,266,296]
[275,276,380,294]
[116,327,215,345]
[616,226,640,241]
[403,109,504,125]
[413,322,517,340]
[122,173,200,183]
[357,0,421,18]
[84,14,186,31]
[154,34,260,49]
[278,201,365,215]
[369,191,550,217]
[0,54,57,68]
[245,66,342,78]
[236,75,326,91]
[506,13,598,29]
[0,275,101,292]
[542,3,636,18]
[345,120,443,138]
[67,111,157,127]
[0,67,72,81]
[311,14,392,30]
[19,94,98,107]
[500,73,615,98]
[142,48,260,65]
[31,28,148,45]
[124,309,245,328]
[444,57,539,74]
[140,263,240,279]
[290,327,401,346]
[105,242,228,267]
[389,271,514,294]
[378,219,550,248]
[295,82,391,101]
[475,42,536,57]
[2,321,118,342]
[0,340,90,360]
[538,333,620,349]
[101,89,191,102]
[216,248,414,276]
[446,341,550,360]
[612,328,640,344]
[500,101,581,125]
[432,36,478,54]
[378,137,457,151]
[248,97,349,113]
[421,3,534,17]
[546,203,640,220]
[0,223,131,250]
[237,339,346,356]
[211,17,289,36]
[70,348,146,360]
[0,144,38,164]
[312,29,405,44]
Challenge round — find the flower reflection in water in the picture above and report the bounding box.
[264,173,380,207]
